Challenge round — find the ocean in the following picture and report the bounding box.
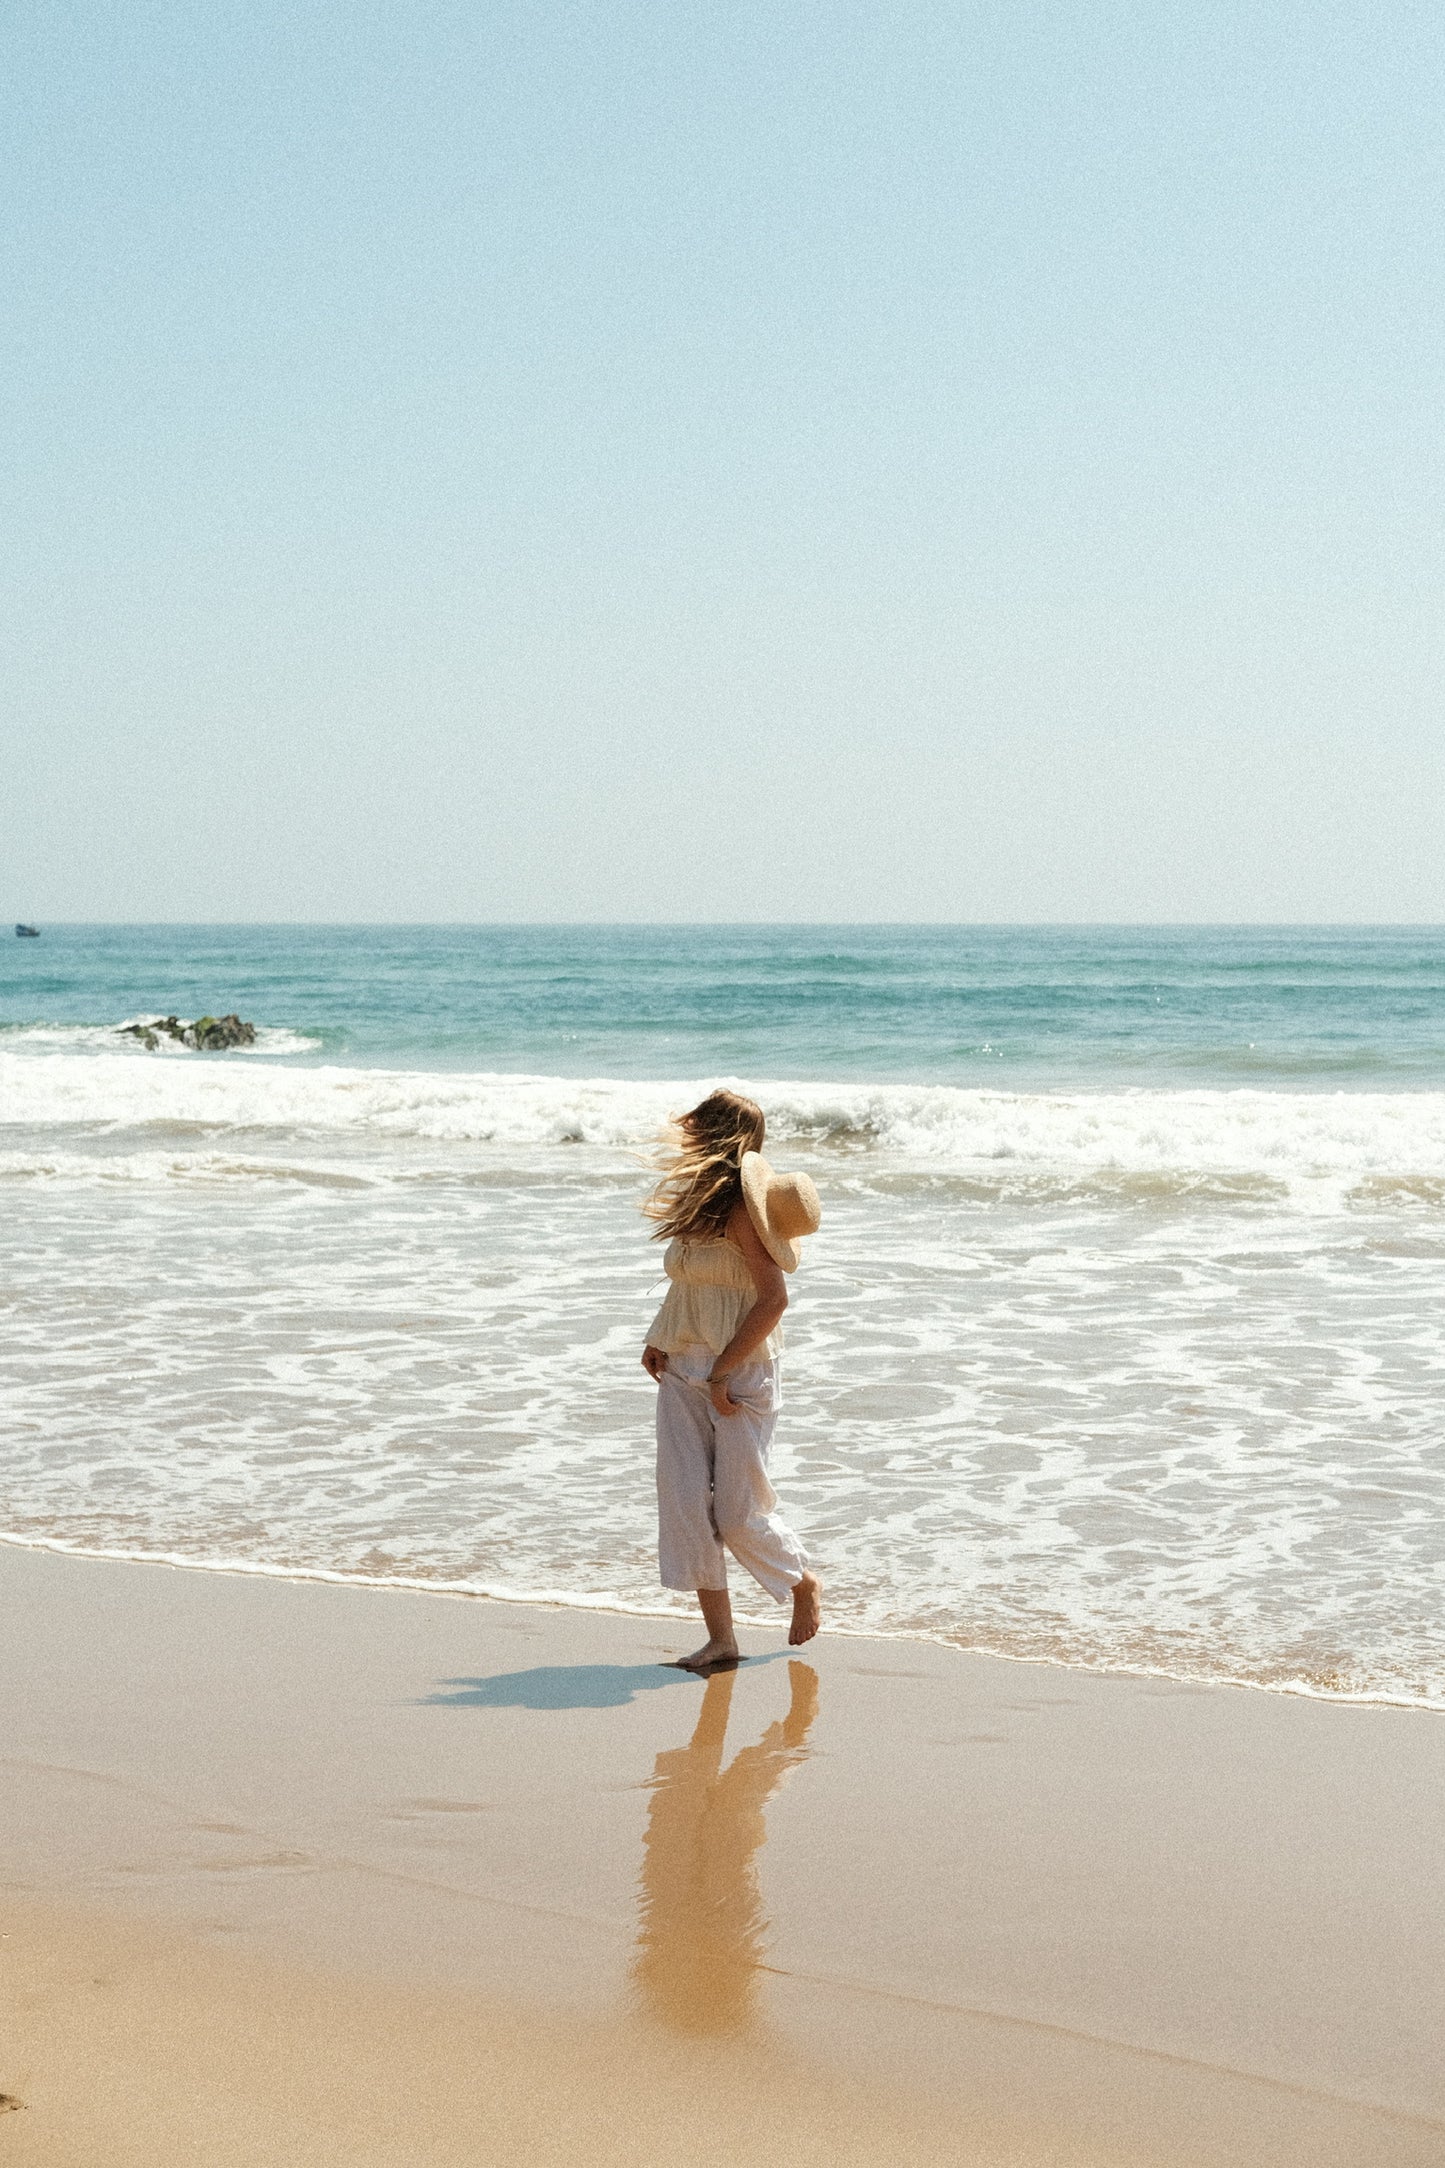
[3,924,1443,1706]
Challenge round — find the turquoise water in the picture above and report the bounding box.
[6,922,1445,1084]
[1,924,1443,1706]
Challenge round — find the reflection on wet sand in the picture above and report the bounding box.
[632,1660,819,2035]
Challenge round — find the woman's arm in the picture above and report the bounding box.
[707,1203,788,1414]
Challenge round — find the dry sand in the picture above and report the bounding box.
[1,1541,1442,2166]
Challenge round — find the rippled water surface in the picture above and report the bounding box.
[2,925,1443,1706]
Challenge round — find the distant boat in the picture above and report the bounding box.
[15,924,39,938]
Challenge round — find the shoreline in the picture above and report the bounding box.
[3,1541,1444,2165]
[7,1003,1445,1723]
[1,1526,1439,1715]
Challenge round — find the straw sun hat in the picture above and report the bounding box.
[739,1151,822,1272]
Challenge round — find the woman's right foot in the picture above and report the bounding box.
[669,1639,741,1672]
[789,1571,822,1646]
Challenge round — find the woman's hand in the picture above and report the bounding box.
[708,1373,736,1417]
[641,1345,669,1382]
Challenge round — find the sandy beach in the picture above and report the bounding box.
[11,0,1445,2142]
[0,1543,1440,2166]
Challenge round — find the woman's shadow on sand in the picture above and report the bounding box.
[422,1653,787,1712]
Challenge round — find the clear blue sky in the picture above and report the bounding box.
[5,1,1442,921]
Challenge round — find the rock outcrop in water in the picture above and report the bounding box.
[119,1014,257,1052]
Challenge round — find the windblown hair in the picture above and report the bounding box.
[643,1090,766,1245]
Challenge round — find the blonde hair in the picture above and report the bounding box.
[643,1090,766,1245]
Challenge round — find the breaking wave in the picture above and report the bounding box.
[4,1050,1445,1193]
[1,1020,320,1058]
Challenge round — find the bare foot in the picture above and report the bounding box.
[789,1571,822,1646]
[668,1639,741,1673]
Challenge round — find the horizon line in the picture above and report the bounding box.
[11,919,1445,933]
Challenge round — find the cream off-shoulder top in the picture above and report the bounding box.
[645,1238,784,1361]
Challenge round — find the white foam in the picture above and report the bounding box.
[5,1051,1445,1707]
[0,1147,378,1187]
[1,1022,320,1058]
[4,1052,1445,1189]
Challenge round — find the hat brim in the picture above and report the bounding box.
[740,1151,802,1273]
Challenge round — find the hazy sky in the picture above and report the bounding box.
[5,2,1442,921]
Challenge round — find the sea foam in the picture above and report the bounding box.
[5,1051,1445,1190]
[3,1045,1445,1708]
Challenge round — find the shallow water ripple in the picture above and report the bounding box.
[1,1133,1442,1706]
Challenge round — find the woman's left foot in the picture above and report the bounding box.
[789,1572,822,1646]
[669,1639,740,1672]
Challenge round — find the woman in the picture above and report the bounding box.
[641,1090,822,1671]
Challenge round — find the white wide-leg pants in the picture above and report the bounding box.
[655,1346,810,1603]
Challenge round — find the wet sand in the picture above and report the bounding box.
[1,1543,1442,2166]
